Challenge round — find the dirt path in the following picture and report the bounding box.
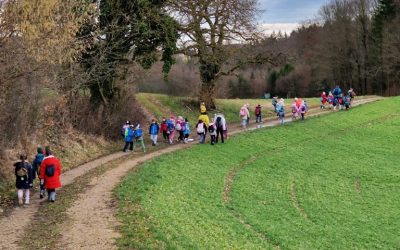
[0,152,126,250]
[57,97,383,249]
[0,96,382,249]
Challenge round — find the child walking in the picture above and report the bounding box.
[208,120,217,145]
[167,116,176,144]
[40,147,62,202]
[276,98,285,125]
[328,92,334,110]
[239,104,250,129]
[32,147,45,198]
[183,118,191,143]
[291,101,299,120]
[175,116,185,143]
[15,154,35,205]
[149,119,160,146]
[320,91,327,109]
[255,104,262,123]
[160,118,169,143]
[196,119,207,144]
[123,125,134,152]
[133,124,146,153]
[300,100,307,121]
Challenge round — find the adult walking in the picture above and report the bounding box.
[39,146,62,202]
[214,113,226,143]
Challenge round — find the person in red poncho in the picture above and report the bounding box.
[40,146,62,202]
[320,91,327,109]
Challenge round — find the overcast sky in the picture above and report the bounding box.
[257,0,328,34]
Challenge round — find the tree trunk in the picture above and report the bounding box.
[199,82,216,110]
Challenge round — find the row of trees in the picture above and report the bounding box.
[265,0,400,97]
[0,0,276,156]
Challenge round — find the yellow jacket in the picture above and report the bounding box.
[198,114,210,126]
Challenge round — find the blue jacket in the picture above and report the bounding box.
[149,123,160,135]
[32,153,44,177]
[124,126,134,142]
[183,122,190,135]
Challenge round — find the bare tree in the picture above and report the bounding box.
[168,0,281,108]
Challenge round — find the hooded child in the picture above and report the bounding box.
[15,154,35,205]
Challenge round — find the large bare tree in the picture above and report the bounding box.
[168,0,279,108]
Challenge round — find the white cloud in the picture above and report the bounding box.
[258,23,300,36]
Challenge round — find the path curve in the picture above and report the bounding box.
[58,96,383,249]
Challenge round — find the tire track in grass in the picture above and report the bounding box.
[290,179,312,222]
[222,98,388,248]
[355,177,362,195]
[223,150,284,249]
[223,156,258,203]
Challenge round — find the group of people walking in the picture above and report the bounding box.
[121,103,228,150]
[14,146,62,205]
[240,86,356,127]
[320,86,356,111]
[15,86,357,206]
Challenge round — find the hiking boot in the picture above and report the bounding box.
[18,199,23,206]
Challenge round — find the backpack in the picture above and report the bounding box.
[45,164,55,177]
[276,104,284,113]
[216,116,222,128]
[255,107,261,115]
[167,120,175,131]
[175,122,182,131]
[240,107,247,117]
[184,122,190,133]
[208,125,215,133]
[197,123,204,134]
[126,127,134,138]
[134,128,143,138]
[16,166,28,177]
[301,105,306,112]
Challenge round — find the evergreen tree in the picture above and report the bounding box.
[82,0,179,104]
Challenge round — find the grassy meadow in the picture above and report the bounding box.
[136,93,323,124]
[117,96,399,249]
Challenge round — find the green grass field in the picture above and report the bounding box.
[117,97,400,249]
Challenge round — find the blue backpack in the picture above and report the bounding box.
[167,120,175,131]
[134,128,143,138]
